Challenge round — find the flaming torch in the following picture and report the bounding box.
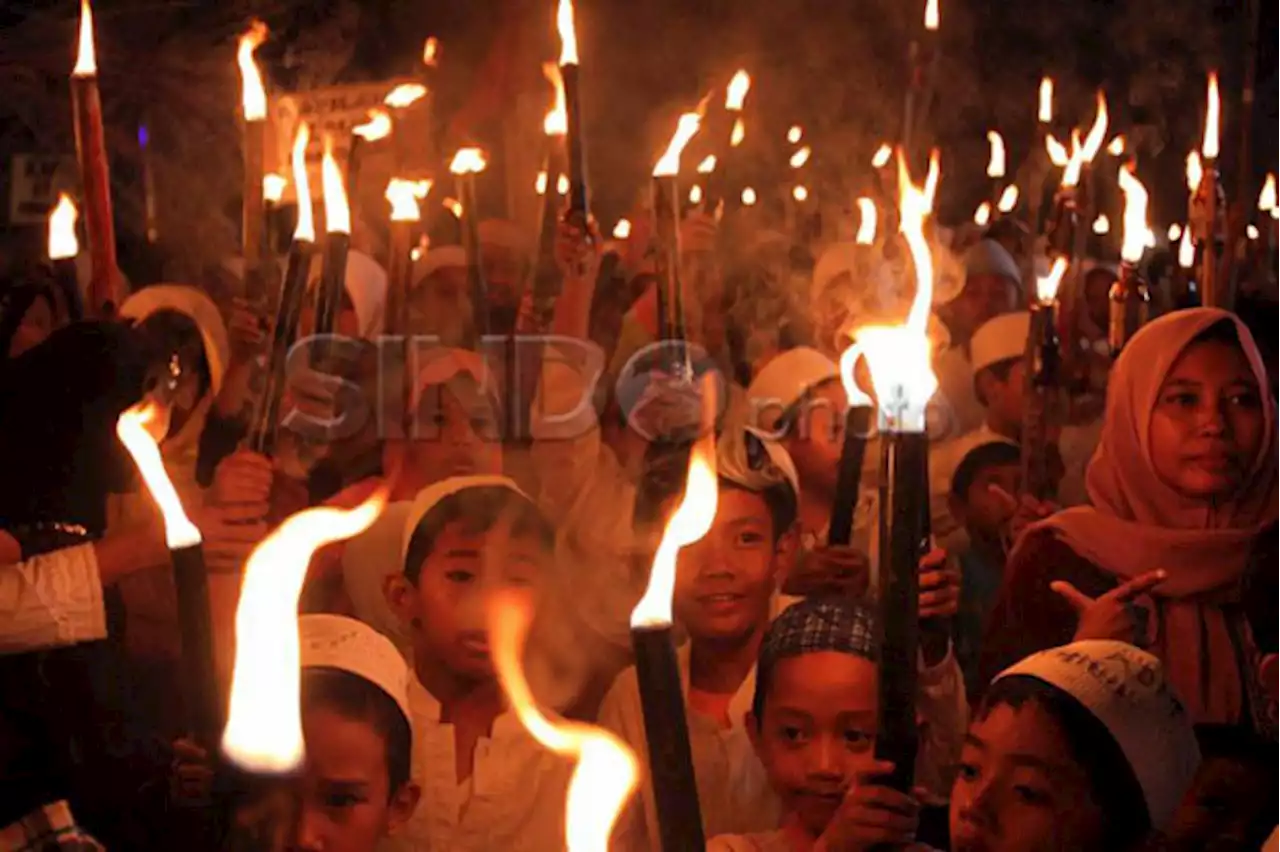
[852,150,941,795]
[651,113,702,343]
[532,63,570,304]
[705,70,749,213]
[1197,72,1223,307]
[630,428,718,851]
[986,130,1006,207]
[492,591,638,851]
[70,0,119,317]
[1028,76,1055,240]
[829,343,875,546]
[249,124,316,456]
[1259,172,1278,252]
[1109,164,1152,356]
[384,179,431,337]
[997,184,1019,215]
[450,148,490,337]
[312,136,351,363]
[48,194,84,321]
[855,197,878,246]
[348,108,392,202]
[1020,257,1067,500]
[238,21,269,294]
[557,0,590,220]
[117,402,219,745]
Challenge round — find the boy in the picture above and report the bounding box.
[381,475,572,851]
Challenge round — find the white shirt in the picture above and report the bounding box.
[0,544,107,655]
[381,677,573,852]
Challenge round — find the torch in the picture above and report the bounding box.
[986,130,1006,210]
[263,172,287,269]
[348,108,392,206]
[556,0,590,222]
[973,201,992,229]
[704,70,749,214]
[902,0,940,159]
[1027,76,1054,241]
[384,82,428,181]
[117,403,220,745]
[1021,257,1068,501]
[1258,172,1278,253]
[630,431,718,850]
[651,113,702,344]
[1197,72,1223,308]
[449,148,489,339]
[533,63,569,292]
[850,150,941,795]
[1046,92,1108,317]
[1109,163,1152,357]
[829,344,875,546]
[313,136,351,362]
[237,21,269,299]
[248,124,315,457]
[855,197,878,247]
[384,179,431,337]
[47,194,84,322]
[996,184,1019,218]
[491,591,639,851]
[70,0,119,317]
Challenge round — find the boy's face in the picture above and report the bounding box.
[747,651,879,838]
[397,380,502,491]
[672,487,781,645]
[950,702,1105,852]
[391,518,545,682]
[951,462,1020,541]
[977,361,1026,435]
[1164,754,1278,852]
[782,380,847,495]
[290,705,419,852]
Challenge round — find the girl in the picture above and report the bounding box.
[981,309,1277,729]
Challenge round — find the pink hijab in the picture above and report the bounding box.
[1033,308,1278,723]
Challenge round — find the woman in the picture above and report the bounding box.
[980,308,1277,731]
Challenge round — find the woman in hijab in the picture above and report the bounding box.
[979,308,1277,732]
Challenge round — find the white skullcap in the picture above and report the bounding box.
[120,284,230,395]
[341,502,415,653]
[963,239,1022,288]
[970,312,1030,375]
[411,246,468,290]
[299,613,412,722]
[717,425,801,506]
[746,347,839,433]
[479,218,532,257]
[400,475,531,563]
[997,640,1201,831]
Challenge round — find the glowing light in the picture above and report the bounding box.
[986,131,1006,179]
[653,113,702,177]
[1167,223,1182,242]
[1107,135,1125,156]
[556,0,580,66]
[696,155,716,174]
[872,144,892,168]
[449,147,487,175]
[543,63,567,136]
[1186,151,1204,193]
[384,83,428,109]
[725,70,751,111]
[1045,134,1068,167]
[557,173,569,195]
[535,171,548,195]
[1036,256,1068,304]
[792,185,808,202]
[855,197,877,245]
[729,117,745,148]
[352,109,392,142]
[1080,90,1109,162]
[116,403,199,548]
[1117,163,1150,264]
[973,201,991,227]
[291,124,314,242]
[789,146,812,169]
[1202,72,1220,160]
[924,0,939,31]
[997,184,1019,213]
[1258,173,1277,212]
[423,37,439,67]
[1247,224,1260,241]
[444,198,463,218]
[1038,77,1053,124]
[741,187,757,206]
[263,173,287,204]
[48,194,79,260]
[612,218,631,240]
[787,125,803,144]
[688,184,703,205]
[320,136,350,235]
[385,178,432,222]
[1092,213,1110,235]
[1177,228,1195,268]
[236,20,269,121]
[73,0,97,77]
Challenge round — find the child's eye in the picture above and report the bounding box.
[779,726,805,744]
[1228,390,1261,409]
[1163,391,1199,408]
[445,569,476,584]
[324,792,363,809]
[956,761,979,782]
[843,729,872,750]
[1013,784,1051,805]
[735,531,766,547]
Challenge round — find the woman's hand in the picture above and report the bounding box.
[1051,570,1167,645]
[814,761,920,852]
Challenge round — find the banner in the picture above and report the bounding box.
[9,154,79,225]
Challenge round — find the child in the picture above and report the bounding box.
[1164,724,1278,851]
[707,596,922,851]
[380,475,572,851]
[952,640,1202,852]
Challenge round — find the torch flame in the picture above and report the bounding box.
[222,493,387,773]
[353,109,392,142]
[384,83,428,109]
[973,201,991,227]
[787,125,803,144]
[1092,213,1110,235]
[653,113,702,177]
[1036,256,1068,304]
[1080,91,1109,162]
[444,198,463,218]
[450,147,488,175]
[789,146,812,169]
[1177,227,1195,268]
[556,0,580,66]
[1186,151,1203,193]
[535,171,548,195]
[1118,163,1150,264]
[924,0,939,31]
[872,144,892,168]
[630,427,718,628]
[986,131,1006,178]
[1246,224,1259,241]
[855,197,877,245]
[696,155,716,174]
[1107,135,1125,156]
[1258,173,1277,212]
[729,117,745,148]
[725,70,751,111]
[688,184,703,205]
[490,591,638,851]
[291,124,315,242]
[236,20,269,121]
[1167,223,1182,242]
[557,173,569,195]
[48,194,79,260]
[386,178,432,223]
[741,187,757,206]
[423,37,439,67]
[73,0,97,77]
[613,219,632,239]
[263,173,287,204]
[1038,77,1053,124]
[116,403,200,549]
[1061,130,1087,188]
[1202,72,1220,160]
[1045,134,1068,167]
[543,63,568,136]
[792,185,808,202]
[321,136,350,235]
[997,184,1019,213]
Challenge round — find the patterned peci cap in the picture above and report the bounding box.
[760,596,879,672]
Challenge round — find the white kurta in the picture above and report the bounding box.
[0,543,106,654]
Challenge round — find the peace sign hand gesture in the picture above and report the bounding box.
[1050,570,1167,646]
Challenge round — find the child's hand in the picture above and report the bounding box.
[1051,570,1166,645]
[170,737,214,807]
[814,761,920,852]
[786,544,871,598]
[211,449,274,514]
[918,548,959,619]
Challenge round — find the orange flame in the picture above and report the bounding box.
[741,186,757,206]
[1168,222,1182,242]
[444,198,463,218]
[557,173,569,195]
[116,402,200,548]
[1092,213,1110,235]
[321,136,350,235]
[1107,135,1125,156]
[222,494,387,773]
[263,173,287,204]
[688,184,704,205]
[1258,173,1277,212]
[696,155,716,174]
[291,124,315,242]
[1036,256,1068,304]
[729,117,745,148]
[725,70,751,111]
[986,130,1006,178]
[792,184,809,202]
[490,591,638,851]
[423,37,439,67]
[653,113,702,177]
[631,424,717,628]
[556,0,580,65]
[789,146,812,169]
[236,20,269,121]
[973,201,991,227]
[386,178,432,222]
[872,143,892,168]
[1118,163,1150,264]
[1080,90,1109,162]
[1186,151,1204,193]
[1044,133,1068,167]
[925,0,939,31]
[1202,72,1220,160]
[543,63,568,136]
[997,184,1019,213]
[1247,224,1260,240]
[450,148,487,175]
[384,83,428,109]
[613,218,631,239]
[48,194,79,260]
[787,125,803,144]
[1037,77,1053,123]
[855,197,877,245]
[535,171,549,195]
[1177,227,1195,268]
[73,0,97,77]
[353,109,392,141]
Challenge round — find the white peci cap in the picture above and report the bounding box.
[970,312,1030,375]
[299,613,411,722]
[746,347,839,433]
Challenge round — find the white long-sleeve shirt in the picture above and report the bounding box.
[0,544,107,655]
